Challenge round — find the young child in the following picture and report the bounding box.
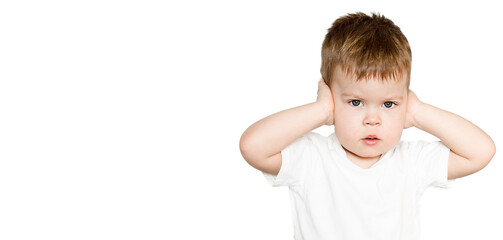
[239,12,495,240]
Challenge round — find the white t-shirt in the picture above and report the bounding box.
[264,132,452,240]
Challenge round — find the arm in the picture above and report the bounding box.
[239,80,334,175]
[405,91,496,180]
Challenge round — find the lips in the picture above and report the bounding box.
[362,135,380,145]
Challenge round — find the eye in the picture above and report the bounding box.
[350,100,362,107]
[383,102,396,108]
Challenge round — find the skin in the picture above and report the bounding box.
[240,70,495,180]
[330,69,408,169]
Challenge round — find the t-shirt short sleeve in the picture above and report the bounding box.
[408,141,453,190]
[263,133,318,187]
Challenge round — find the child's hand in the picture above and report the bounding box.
[317,79,335,125]
[404,90,422,129]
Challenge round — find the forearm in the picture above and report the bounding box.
[412,103,495,161]
[240,102,328,161]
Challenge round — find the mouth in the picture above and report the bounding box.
[362,135,380,145]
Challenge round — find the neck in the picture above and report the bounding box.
[342,146,381,169]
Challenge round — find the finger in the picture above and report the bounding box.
[318,79,328,88]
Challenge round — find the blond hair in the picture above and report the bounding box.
[321,12,412,87]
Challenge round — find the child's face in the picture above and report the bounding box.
[331,69,408,162]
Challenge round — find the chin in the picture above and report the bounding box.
[357,150,384,159]
[343,145,382,159]
[356,144,393,158]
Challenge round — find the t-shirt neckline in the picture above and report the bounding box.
[328,133,391,172]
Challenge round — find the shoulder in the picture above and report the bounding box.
[385,140,449,169]
[386,141,452,188]
[282,132,333,164]
[302,132,328,142]
[289,132,330,149]
[391,140,447,155]
[387,140,450,175]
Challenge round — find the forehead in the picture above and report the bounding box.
[332,69,408,98]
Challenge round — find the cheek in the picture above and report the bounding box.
[386,127,403,142]
[334,108,355,125]
[334,110,362,136]
[334,103,363,123]
[382,111,406,140]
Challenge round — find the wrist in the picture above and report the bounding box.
[314,100,334,125]
[405,93,424,129]
[407,101,427,129]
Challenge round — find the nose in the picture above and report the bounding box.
[363,108,381,126]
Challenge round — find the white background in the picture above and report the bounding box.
[1,0,501,239]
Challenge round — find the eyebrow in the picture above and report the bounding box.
[341,93,360,97]
[385,96,404,101]
[341,93,404,101]
[382,95,404,101]
[341,93,364,99]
